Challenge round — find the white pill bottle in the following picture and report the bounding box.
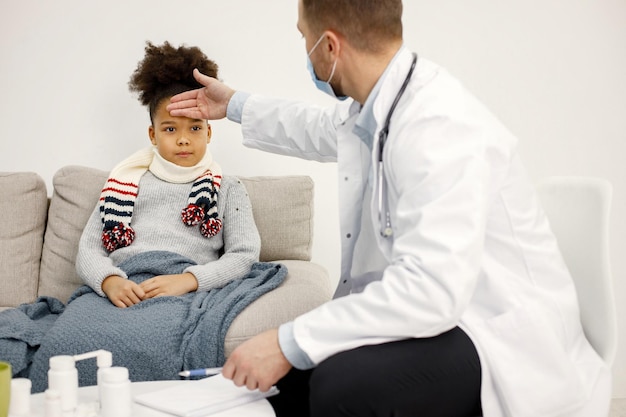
[47,355,78,412]
[99,366,132,417]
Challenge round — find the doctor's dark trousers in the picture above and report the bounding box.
[268,326,482,417]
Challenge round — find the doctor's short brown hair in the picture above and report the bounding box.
[301,0,403,52]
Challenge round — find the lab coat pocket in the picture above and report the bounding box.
[473,304,588,417]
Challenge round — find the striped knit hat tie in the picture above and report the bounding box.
[100,147,222,253]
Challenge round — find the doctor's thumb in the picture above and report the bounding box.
[193,68,215,88]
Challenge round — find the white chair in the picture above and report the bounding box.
[536,176,618,366]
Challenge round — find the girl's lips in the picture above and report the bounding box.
[177,152,191,157]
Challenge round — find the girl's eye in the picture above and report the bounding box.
[164,127,175,133]
[191,126,202,131]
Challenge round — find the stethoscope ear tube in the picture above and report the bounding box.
[377,53,418,238]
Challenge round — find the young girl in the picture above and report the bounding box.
[20,42,283,393]
[76,41,261,307]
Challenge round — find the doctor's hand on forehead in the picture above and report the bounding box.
[167,68,235,121]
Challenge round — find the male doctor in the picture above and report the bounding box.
[168,0,611,415]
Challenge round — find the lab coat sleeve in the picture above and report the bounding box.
[238,94,343,163]
[278,321,316,369]
[291,87,506,365]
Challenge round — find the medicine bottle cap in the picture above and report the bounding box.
[97,351,113,368]
[49,355,75,371]
[11,378,31,391]
[101,366,129,383]
[9,378,32,415]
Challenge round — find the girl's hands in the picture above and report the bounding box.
[102,275,145,308]
[102,273,198,308]
[139,273,198,299]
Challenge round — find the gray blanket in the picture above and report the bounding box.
[0,251,287,393]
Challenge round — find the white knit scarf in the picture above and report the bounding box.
[99,147,223,252]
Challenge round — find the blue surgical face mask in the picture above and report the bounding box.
[307,34,348,101]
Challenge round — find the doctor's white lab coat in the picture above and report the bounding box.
[236,46,611,416]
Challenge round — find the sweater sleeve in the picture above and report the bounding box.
[185,177,261,291]
[75,203,128,297]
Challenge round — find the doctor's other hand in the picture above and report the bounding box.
[167,68,235,120]
[222,328,292,393]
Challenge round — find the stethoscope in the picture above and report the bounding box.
[378,53,418,238]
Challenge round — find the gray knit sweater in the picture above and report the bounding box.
[76,172,261,297]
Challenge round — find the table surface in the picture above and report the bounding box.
[24,380,276,417]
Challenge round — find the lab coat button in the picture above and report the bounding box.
[346,233,352,238]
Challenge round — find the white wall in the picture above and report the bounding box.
[1,0,624,397]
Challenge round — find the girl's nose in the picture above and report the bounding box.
[177,135,190,145]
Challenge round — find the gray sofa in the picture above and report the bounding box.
[0,165,331,356]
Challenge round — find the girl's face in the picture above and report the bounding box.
[149,99,211,167]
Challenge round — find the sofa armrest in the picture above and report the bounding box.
[224,259,331,357]
[0,172,48,309]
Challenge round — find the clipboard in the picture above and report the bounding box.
[134,375,279,417]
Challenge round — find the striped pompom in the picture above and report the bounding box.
[102,223,136,253]
[200,218,223,237]
[181,204,205,226]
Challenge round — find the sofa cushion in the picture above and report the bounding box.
[38,166,108,303]
[239,176,314,262]
[0,172,48,308]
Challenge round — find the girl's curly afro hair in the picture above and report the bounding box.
[128,41,219,121]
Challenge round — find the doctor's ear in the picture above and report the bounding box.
[323,30,342,57]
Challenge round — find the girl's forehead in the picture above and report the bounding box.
[154,98,207,124]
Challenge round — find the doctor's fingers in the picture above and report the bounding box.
[167,98,207,120]
[192,68,215,87]
[225,365,264,392]
[223,363,249,388]
[196,71,236,105]
[237,370,259,391]
[169,88,201,104]
[193,70,237,116]
[223,361,282,393]
[222,353,256,387]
